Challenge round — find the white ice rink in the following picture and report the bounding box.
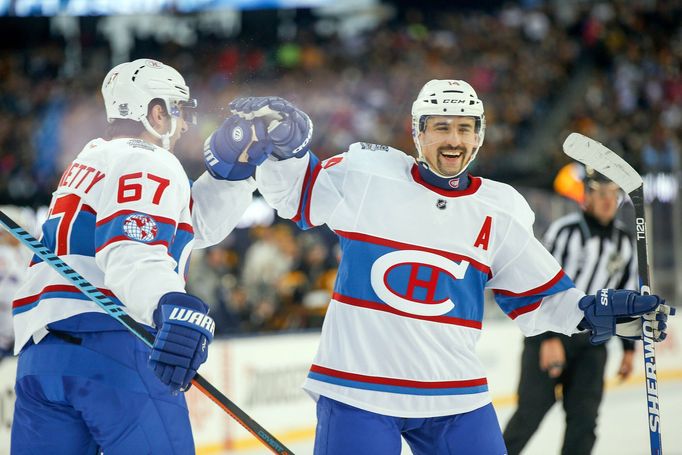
[222,379,682,455]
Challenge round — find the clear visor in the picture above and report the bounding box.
[418,116,480,148]
[170,98,198,125]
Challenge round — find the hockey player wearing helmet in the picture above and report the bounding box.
[10,59,272,453]
[220,82,672,455]
[412,79,485,180]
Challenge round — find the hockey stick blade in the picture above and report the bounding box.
[0,209,293,455]
[562,132,642,193]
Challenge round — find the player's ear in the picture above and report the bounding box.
[148,103,168,132]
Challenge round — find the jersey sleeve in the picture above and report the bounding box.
[486,197,584,336]
[256,152,348,230]
[93,151,189,326]
[190,173,256,248]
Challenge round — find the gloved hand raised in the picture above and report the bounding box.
[229,96,313,160]
[579,289,675,345]
[204,115,273,180]
[149,292,215,392]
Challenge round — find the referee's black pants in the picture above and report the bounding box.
[503,333,607,455]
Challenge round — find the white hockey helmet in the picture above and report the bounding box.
[101,58,197,149]
[411,79,486,176]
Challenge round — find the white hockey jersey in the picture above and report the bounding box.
[257,143,585,418]
[0,241,29,351]
[13,137,255,354]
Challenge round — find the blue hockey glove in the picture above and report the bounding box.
[229,96,313,160]
[579,289,674,345]
[204,115,273,180]
[149,292,215,393]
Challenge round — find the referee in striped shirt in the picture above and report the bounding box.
[504,168,637,455]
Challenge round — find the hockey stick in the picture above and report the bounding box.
[563,132,663,455]
[0,209,293,455]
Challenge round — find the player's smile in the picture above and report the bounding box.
[437,146,469,174]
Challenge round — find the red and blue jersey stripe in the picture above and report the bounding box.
[12,284,123,316]
[493,270,574,319]
[94,210,177,253]
[308,365,488,396]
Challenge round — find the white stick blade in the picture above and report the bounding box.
[562,132,643,193]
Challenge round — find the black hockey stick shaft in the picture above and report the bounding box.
[629,186,663,455]
[0,209,293,455]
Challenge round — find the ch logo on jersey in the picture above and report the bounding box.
[370,250,469,316]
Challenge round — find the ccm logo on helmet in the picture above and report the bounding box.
[442,99,466,104]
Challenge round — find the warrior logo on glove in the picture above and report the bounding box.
[168,307,216,336]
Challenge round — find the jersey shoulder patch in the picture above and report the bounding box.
[126,138,157,152]
[357,142,390,152]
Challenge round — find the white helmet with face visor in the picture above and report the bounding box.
[411,79,485,177]
[101,59,197,150]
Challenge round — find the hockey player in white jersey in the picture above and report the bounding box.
[223,81,673,454]
[10,59,273,454]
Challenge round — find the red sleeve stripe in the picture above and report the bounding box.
[177,222,194,234]
[507,299,543,320]
[493,270,565,297]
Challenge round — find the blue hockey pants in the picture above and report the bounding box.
[314,395,507,455]
[11,330,194,454]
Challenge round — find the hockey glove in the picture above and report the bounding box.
[149,292,215,393]
[229,96,313,160]
[578,289,674,345]
[204,115,273,180]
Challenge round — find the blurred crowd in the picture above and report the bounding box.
[186,223,339,335]
[0,2,588,206]
[0,1,680,335]
[560,1,682,174]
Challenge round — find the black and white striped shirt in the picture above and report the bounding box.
[544,212,638,295]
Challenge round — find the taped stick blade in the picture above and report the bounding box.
[562,132,642,193]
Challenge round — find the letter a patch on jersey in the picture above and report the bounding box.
[474,216,492,251]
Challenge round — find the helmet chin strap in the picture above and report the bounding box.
[141,116,177,150]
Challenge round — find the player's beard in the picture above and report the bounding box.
[435,145,471,177]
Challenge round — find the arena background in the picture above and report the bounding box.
[0,0,680,454]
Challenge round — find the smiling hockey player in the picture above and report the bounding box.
[215,81,671,454]
[10,58,271,454]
